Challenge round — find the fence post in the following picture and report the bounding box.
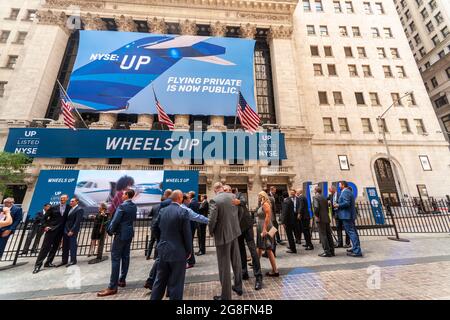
[0,220,30,271]
[386,203,410,242]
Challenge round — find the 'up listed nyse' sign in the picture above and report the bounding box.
[365,187,385,225]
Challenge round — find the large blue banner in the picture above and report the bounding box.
[67,31,256,116]
[28,170,198,218]
[5,128,286,160]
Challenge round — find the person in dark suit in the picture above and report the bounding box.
[97,189,137,297]
[21,204,50,255]
[334,181,363,257]
[209,182,243,300]
[150,190,192,300]
[328,186,350,248]
[33,195,70,274]
[196,194,209,256]
[186,191,199,268]
[144,190,173,290]
[313,187,335,257]
[232,187,262,291]
[280,191,297,253]
[268,186,283,245]
[58,197,84,267]
[297,189,314,250]
[0,198,23,259]
[146,189,172,260]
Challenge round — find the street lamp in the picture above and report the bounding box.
[377,91,412,205]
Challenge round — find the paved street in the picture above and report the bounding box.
[1,234,450,300]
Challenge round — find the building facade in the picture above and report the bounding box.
[0,0,449,213]
[394,0,450,142]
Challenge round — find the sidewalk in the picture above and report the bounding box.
[1,234,449,300]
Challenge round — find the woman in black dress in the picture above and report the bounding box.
[88,203,108,257]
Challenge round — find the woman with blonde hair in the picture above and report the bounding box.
[256,191,279,277]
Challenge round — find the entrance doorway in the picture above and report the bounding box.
[229,184,249,203]
[374,158,400,205]
[5,184,27,205]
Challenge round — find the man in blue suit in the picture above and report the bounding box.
[58,197,84,267]
[151,190,192,300]
[98,189,137,297]
[0,198,23,259]
[334,181,363,257]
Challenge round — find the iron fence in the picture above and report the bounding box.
[1,198,449,264]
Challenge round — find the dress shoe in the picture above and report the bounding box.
[195,251,205,256]
[32,266,41,274]
[213,296,224,300]
[255,280,263,291]
[318,252,333,257]
[262,252,268,258]
[144,281,152,290]
[20,251,28,256]
[344,244,352,248]
[302,244,308,247]
[232,286,243,296]
[347,252,363,257]
[305,246,314,251]
[66,261,77,267]
[346,249,354,253]
[186,264,194,269]
[334,244,343,248]
[265,271,280,277]
[97,288,118,297]
[242,272,250,280]
[118,280,126,288]
[276,240,285,245]
[286,249,297,254]
[44,263,57,268]
[296,240,302,245]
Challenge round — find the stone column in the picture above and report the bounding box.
[211,21,227,37]
[267,25,305,128]
[90,113,116,130]
[115,15,137,32]
[131,114,154,130]
[0,10,70,121]
[173,19,197,131]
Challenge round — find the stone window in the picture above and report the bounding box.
[421,8,429,20]
[371,27,380,38]
[0,81,7,97]
[399,119,412,134]
[14,32,27,44]
[5,55,18,69]
[0,30,10,43]
[314,63,324,76]
[23,10,36,21]
[396,66,407,78]
[355,92,366,105]
[338,118,350,132]
[375,3,385,14]
[363,2,373,14]
[441,26,449,38]
[362,65,372,77]
[352,26,361,37]
[390,48,400,59]
[318,91,329,104]
[323,118,334,132]
[384,28,393,38]
[307,25,316,35]
[361,118,373,133]
[434,95,448,108]
[357,47,367,58]
[414,119,427,134]
[383,65,393,78]
[426,21,434,32]
[391,93,402,106]
[315,0,324,12]
[432,35,440,46]
[303,0,311,11]
[446,67,450,79]
[377,118,388,133]
[319,25,329,36]
[369,92,381,106]
[431,77,438,88]
[334,1,342,13]
[345,1,354,13]
[348,64,358,77]
[408,93,417,106]
[344,46,353,57]
[435,12,444,25]
[429,0,437,11]
[327,64,337,76]
[324,46,333,56]
[377,47,387,58]
[310,45,320,56]
[6,9,20,20]
[333,91,344,104]
[339,26,348,37]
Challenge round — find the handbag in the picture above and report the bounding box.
[268,226,278,238]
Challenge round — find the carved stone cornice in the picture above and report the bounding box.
[36,10,72,34]
[179,19,197,35]
[267,25,293,40]
[148,17,168,34]
[115,15,137,32]
[210,21,227,37]
[240,23,257,39]
[44,0,105,9]
[82,13,106,30]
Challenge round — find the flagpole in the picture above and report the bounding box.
[57,79,89,129]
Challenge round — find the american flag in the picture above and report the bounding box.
[58,83,76,130]
[153,89,174,130]
[237,92,260,133]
